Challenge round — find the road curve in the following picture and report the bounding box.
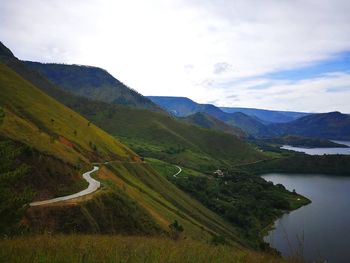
[30,166,100,206]
[173,165,182,177]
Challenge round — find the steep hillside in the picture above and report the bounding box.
[148,96,274,137]
[23,61,162,112]
[181,112,246,138]
[220,107,309,123]
[0,64,135,165]
[0,42,314,263]
[76,104,265,172]
[272,111,350,140]
[0,62,246,243]
[0,45,265,171]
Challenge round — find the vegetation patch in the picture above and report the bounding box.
[242,154,350,175]
[25,190,162,235]
[148,158,310,248]
[0,107,4,126]
[0,139,33,235]
[0,234,292,263]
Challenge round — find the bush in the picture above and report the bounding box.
[168,220,184,240]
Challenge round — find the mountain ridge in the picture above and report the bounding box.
[148,96,275,137]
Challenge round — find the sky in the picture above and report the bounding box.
[1,0,350,113]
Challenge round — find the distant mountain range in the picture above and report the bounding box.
[148,96,274,137]
[148,96,350,140]
[272,111,350,140]
[220,107,309,124]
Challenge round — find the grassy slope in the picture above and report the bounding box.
[0,235,296,263]
[2,54,266,172]
[0,63,135,166]
[0,63,247,245]
[97,162,242,244]
[80,105,266,171]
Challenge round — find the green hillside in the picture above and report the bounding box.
[0,49,265,172]
[0,62,244,244]
[24,61,163,112]
[0,235,296,263]
[0,42,316,263]
[0,64,135,165]
[73,103,266,171]
[182,112,246,138]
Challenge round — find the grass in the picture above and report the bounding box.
[0,63,136,166]
[0,106,4,126]
[0,234,295,263]
[4,60,266,171]
[98,162,243,244]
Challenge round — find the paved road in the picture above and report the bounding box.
[173,165,182,177]
[29,166,100,206]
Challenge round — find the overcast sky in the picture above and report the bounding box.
[1,0,350,112]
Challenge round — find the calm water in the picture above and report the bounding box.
[263,174,350,263]
[281,140,350,155]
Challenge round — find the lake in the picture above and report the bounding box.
[281,140,350,155]
[263,174,350,263]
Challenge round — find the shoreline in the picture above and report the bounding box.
[259,192,311,251]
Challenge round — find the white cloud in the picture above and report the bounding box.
[215,72,350,113]
[1,0,350,112]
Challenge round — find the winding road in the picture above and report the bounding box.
[173,165,182,177]
[29,163,182,206]
[29,166,100,206]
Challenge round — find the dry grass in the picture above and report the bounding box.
[0,234,294,263]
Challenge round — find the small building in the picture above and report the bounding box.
[213,169,224,177]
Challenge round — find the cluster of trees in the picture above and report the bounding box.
[244,154,350,175]
[167,169,301,246]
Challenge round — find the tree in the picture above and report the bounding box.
[168,220,184,240]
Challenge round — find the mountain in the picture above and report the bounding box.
[220,107,309,124]
[148,96,274,137]
[0,42,314,259]
[0,42,264,240]
[272,111,350,140]
[0,47,264,171]
[0,52,244,243]
[181,112,246,138]
[23,61,163,112]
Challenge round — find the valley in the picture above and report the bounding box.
[0,40,349,263]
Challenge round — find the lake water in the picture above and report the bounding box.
[281,140,350,155]
[263,174,350,263]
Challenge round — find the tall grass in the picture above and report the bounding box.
[0,234,293,263]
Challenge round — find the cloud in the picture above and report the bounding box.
[1,0,350,112]
[213,62,232,74]
[326,86,350,93]
[215,72,350,113]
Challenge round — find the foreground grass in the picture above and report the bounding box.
[0,234,294,263]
